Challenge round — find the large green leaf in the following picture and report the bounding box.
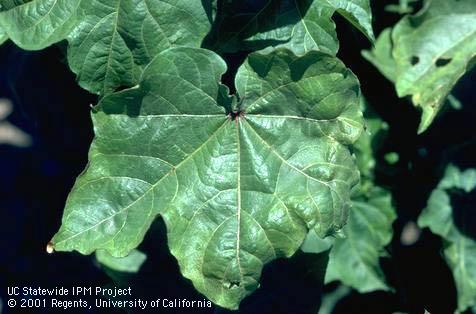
[0,0,213,95]
[50,47,363,309]
[207,0,373,55]
[418,165,476,313]
[365,0,476,133]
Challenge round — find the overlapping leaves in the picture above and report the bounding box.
[206,0,373,55]
[302,105,396,293]
[0,0,213,95]
[364,0,476,133]
[418,165,476,313]
[50,47,363,309]
[0,0,374,309]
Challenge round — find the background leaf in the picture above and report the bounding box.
[364,0,476,133]
[96,249,147,273]
[362,28,396,83]
[418,165,476,313]
[325,186,395,292]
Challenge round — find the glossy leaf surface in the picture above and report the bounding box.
[0,0,213,95]
[207,0,373,55]
[51,47,363,309]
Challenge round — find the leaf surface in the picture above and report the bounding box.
[362,28,396,82]
[0,23,7,44]
[51,47,363,309]
[365,0,476,133]
[302,103,395,292]
[207,0,373,55]
[0,0,213,95]
[418,165,476,312]
[325,186,395,292]
[96,249,147,273]
[326,0,374,41]
[0,0,81,49]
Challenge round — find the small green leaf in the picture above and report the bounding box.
[51,47,363,309]
[301,229,334,254]
[96,249,147,273]
[418,165,476,313]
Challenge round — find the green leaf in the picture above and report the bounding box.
[353,101,389,182]
[67,0,213,95]
[207,0,373,55]
[0,0,213,95]
[384,152,399,165]
[318,285,351,314]
[301,228,335,253]
[51,47,363,309]
[326,186,396,292]
[364,0,476,133]
[0,0,81,49]
[301,102,395,293]
[0,27,7,44]
[96,249,147,273]
[391,0,476,133]
[418,165,476,313]
[362,28,397,83]
[326,0,374,41]
[384,0,418,15]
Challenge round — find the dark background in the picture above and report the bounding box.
[0,1,475,313]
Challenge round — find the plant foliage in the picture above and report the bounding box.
[302,105,396,293]
[1,0,475,312]
[363,0,476,133]
[50,46,363,308]
[418,165,476,313]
